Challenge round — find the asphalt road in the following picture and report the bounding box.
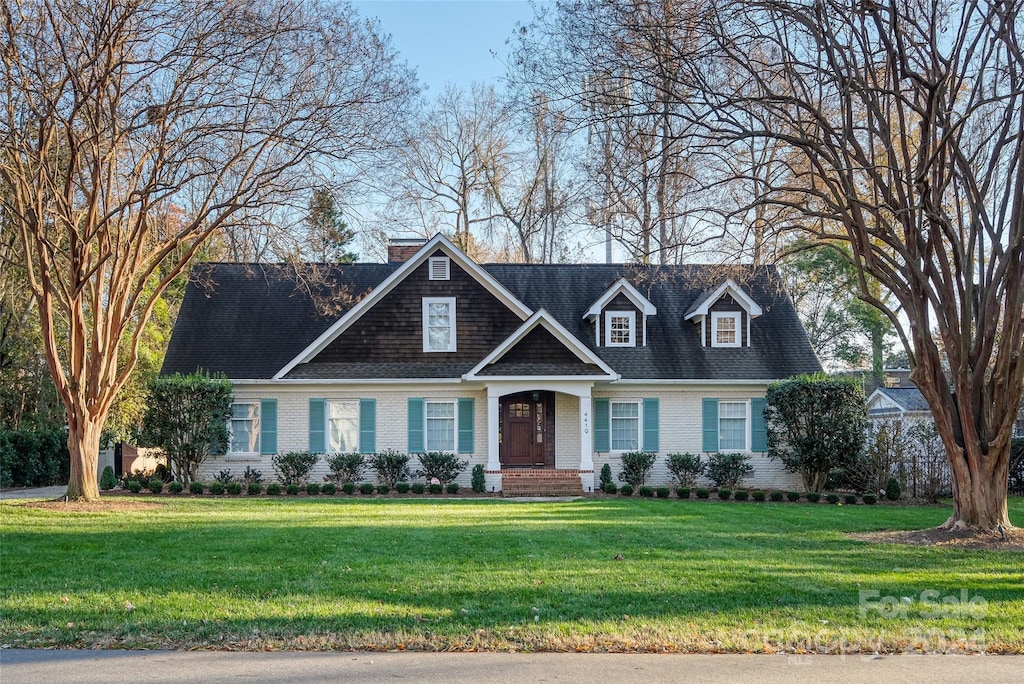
[1,650,1021,684]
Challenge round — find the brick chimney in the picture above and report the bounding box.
[387,237,427,264]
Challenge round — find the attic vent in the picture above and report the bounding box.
[429,256,450,281]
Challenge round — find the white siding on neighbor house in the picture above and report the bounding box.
[592,384,802,491]
[199,385,489,487]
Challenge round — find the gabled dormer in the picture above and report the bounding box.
[684,279,763,348]
[583,278,657,348]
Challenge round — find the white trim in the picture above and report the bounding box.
[428,256,450,280]
[228,401,260,456]
[324,398,360,454]
[274,233,533,379]
[711,311,742,348]
[423,297,457,352]
[424,398,458,453]
[604,310,636,347]
[584,278,657,318]
[464,309,618,381]
[609,398,642,452]
[684,278,763,320]
[717,399,750,452]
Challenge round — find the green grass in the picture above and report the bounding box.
[1,497,1022,653]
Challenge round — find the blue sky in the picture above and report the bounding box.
[352,1,540,93]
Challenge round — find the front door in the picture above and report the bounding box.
[500,392,549,467]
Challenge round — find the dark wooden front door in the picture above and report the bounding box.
[500,392,551,467]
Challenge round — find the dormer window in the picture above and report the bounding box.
[712,312,741,347]
[423,297,456,352]
[605,311,635,347]
[429,256,450,281]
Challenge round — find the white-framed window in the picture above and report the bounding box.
[327,400,359,453]
[429,256,451,281]
[425,400,456,452]
[711,311,742,347]
[605,311,636,347]
[611,400,640,451]
[719,401,748,451]
[423,297,456,352]
[229,402,260,453]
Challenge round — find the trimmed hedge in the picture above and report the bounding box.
[0,428,70,488]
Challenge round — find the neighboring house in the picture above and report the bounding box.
[161,234,822,493]
[868,385,1024,438]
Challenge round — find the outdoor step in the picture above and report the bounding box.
[501,470,584,497]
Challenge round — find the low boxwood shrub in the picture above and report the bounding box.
[305,482,321,496]
[676,486,690,499]
[376,484,390,494]
[862,494,878,504]
[656,486,670,498]
[322,482,336,495]
[100,466,117,491]
[359,482,375,494]
[429,483,443,494]
[395,482,410,494]
[209,481,226,495]
[342,482,356,495]
[639,485,655,498]
[786,491,801,502]
[127,480,143,493]
[286,483,300,496]
[769,490,784,502]
[189,481,204,494]
[602,482,617,494]
[247,482,262,495]
[752,490,767,502]
[619,484,634,496]
[148,478,164,494]
[734,489,749,501]
[169,481,184,494]
[844,493,858,505]
[446,482,459,494]
[266,483,282,496]
[226,482,243,496]
[826,493,840,504]
[805,491,821,503]
[412,483,425,494]
[718,488,732,500]
[695,487,710,499]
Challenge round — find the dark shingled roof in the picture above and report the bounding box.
[870,387,932,413]
[163,261,823,381]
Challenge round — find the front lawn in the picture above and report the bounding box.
[1,497,1021,653]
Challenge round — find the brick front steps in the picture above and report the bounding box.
[501,469,584,497]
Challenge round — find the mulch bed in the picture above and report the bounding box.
[848,526,1024,551]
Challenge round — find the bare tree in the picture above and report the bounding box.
[0,0,416,500]
[691,0,1024,530]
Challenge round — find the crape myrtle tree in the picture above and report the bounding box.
[689,1,1024,530]
[141,372,232,487]
[0,0,417,500]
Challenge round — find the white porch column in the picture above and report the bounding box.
[485,388,502,492]
[579,388,594,492]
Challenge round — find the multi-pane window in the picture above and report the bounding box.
[426,401,456,451]
[423,297,456,352]
[719,401,747,451]
[712,312,741,347]
[611,401,640,451]
[605,310,635,347]
[230,402,260,453]
[327,400,358,453]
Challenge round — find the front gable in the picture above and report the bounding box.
[276,235,533,379]
[684,278,763,348]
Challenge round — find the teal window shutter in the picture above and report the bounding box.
[308,399,325,453]
[260,399,277,455]
[359,399,376,454]
[702,398,719,453]
[458,397,474,453]
[642,398,659,453]
[593,398,610,452]
[408,398,425,453]
[751,397,768,452]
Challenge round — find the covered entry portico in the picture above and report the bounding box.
[482,381,596,493]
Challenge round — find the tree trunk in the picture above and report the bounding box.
[943,438,1012,531]
[66,415,104,501]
